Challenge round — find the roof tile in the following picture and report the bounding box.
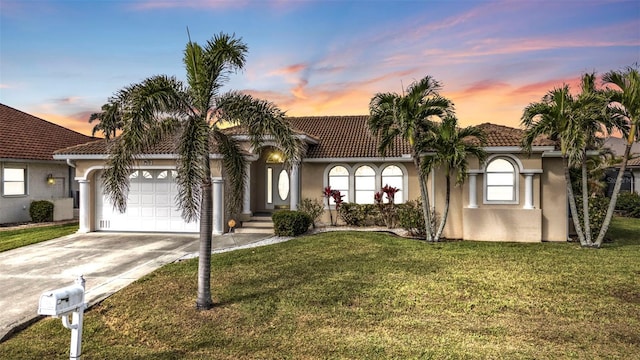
[0,103,96,161]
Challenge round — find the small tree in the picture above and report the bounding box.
[322,186,343,226]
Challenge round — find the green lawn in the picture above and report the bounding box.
[0,222,78,252]
[1,218,639,359]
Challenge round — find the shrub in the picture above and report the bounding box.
[396,199,438,238]
[338,203,365,226]
[298,198,324,228]
[616,192,640,218]
[29,200,54,223]
[272,210,312,236]
[575,196,610,236]
[397,200,426,237]
[337,203,380,226]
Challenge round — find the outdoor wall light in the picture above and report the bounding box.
[47,174,56,185]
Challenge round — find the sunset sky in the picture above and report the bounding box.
[1,0,638,136]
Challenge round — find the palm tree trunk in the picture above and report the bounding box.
[196,158,214,310]
[434,173,451,242]
[581,155,592,246]
[565,157,586,246]
[414,157,433,241]
[595,137,634,247]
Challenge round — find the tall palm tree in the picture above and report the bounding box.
[596,65,640,246]
[368,76,454,241]
[522,75,621,247]
[521,85,588,245]
[419,115,486,242]
[100,33,301,309]
[89,101,123,139]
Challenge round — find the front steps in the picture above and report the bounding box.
[235,215,274,235]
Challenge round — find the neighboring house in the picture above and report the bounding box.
[603,137,640,196]
[53,115,567,242]
[0,103,97,224]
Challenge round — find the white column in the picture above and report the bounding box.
[524,173,534,209]
[290,162,300,210]
[242,162,252,216]
[468,173,478,208]
[212,178,224,235]
[78,179,90,233]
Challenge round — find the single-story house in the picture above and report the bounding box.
[0,103,97,224]
[53,115,568,242]
[603,137,640,195]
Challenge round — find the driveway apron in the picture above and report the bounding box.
[0,232,199,342]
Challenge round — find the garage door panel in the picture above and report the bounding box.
[96,169,198,233]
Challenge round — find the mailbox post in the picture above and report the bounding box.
[38,276,86,360]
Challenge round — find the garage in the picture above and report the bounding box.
[95,169,199,233]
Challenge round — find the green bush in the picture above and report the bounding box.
[616,192,640,218]
[298,198,324,228]
[397,200,426,237]
[575,196,610,236]
[338,203,380,226]
[29,200,54,223]
[272,210,312,236]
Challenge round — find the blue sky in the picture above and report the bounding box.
[1,0,638,136]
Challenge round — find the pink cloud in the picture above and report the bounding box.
[268,63,307,76]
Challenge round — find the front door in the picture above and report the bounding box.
[265,157,290,210]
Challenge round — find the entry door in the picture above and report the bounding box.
[266,164,290,209]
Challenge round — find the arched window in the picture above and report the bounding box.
[485,158,517,202]
[381,165,404,203]
[355,165,376,204]
[328,165,349,204]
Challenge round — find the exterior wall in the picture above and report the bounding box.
[541,157,568,241]
[462,208,542,242]
[1,161,73,224]
[435,153,566,243]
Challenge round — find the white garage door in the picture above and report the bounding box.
[96,169,199,233]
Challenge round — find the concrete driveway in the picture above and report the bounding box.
[0,232,199,341]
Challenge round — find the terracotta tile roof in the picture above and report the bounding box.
[54,115,557,158]
[0,103,97,161]
[288,115,412,158]
[628,157,640,167]
[473,123,557,147]
[55,129,227,156]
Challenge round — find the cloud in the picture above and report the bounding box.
[33,111,96,136]
[0,84,9,89]
[268,63,307,76]
[54,96,84,105]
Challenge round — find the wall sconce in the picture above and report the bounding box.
[47,174,56,185]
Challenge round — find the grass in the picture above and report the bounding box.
[1,218,639,359]
[0,222,78,252]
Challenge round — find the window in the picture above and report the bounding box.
[328,165,349,204]
[382,165,404,203]
[324,163,407,204]
[2,165,27,196]
[355,165,376,204]
[485,158,517,202]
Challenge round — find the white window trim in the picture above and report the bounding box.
[380,163,409,203]
[483,155,521,205]
[2,163,28,197]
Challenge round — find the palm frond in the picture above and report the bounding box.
[211,129,247,214]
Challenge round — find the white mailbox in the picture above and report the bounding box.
[38,284,85,317]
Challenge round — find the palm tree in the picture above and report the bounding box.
[89,101,123,139]
[521,85,588,245]
[100,33,301,309]
[419,115,486,242]
[595,65,640,246]
[368,76,454,241]
[522,75,621,247]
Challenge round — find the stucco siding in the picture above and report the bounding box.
[541,157,568,241]
[1,161,72,223]
[463,208,542,242]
